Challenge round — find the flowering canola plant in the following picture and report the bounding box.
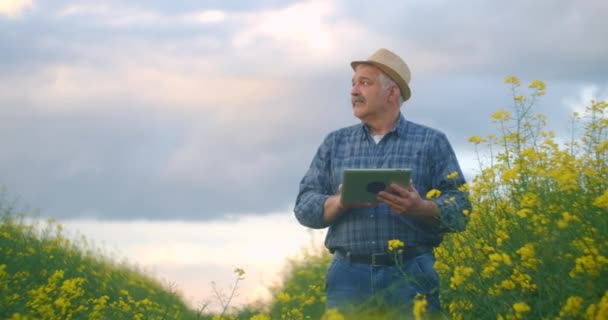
[436,77,608,319]
[0,212,199,320]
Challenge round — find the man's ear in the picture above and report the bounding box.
[389,85,401,103]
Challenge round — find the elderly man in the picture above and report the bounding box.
[294,48,471,316]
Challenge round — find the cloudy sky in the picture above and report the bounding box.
[2,0,607,310]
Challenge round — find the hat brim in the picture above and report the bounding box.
[351,61,411,102]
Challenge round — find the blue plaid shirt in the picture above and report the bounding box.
[294,113,470,254]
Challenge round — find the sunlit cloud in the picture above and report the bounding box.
[57,3,162,26]
[57,4,111,17]
[25,63,282,115]
[234,1,332,53]
[189,9,226,24]
[233,0,364,60]
[0,0,33,18]
[58,3,228,27]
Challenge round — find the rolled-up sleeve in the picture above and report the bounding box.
[294,135,333,229]
[429,133,472,233]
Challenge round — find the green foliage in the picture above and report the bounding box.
[437,77,608,319]
[267,246,331,319]
[0,206,200,320]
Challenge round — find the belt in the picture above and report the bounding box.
[334,246,432,267]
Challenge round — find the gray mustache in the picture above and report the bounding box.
[351,96,365,104]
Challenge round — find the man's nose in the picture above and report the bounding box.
[351,84,361,95]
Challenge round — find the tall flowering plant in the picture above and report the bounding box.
[435,77,608,319]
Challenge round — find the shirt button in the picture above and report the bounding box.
[370,214,374,218]
[371,241,376,245]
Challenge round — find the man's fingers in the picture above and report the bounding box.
[378,185,417,215]
[377,191,401,204]
[407,179,416,192]
[386,183,408,197]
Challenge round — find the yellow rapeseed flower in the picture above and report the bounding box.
[450,266,474,289]
[501,167,518,183]
[458,183,469,192]
[529,80,547,96]
[482,265,497,279]
[585,290,608,319]
[426,189,442,199]
[556,212,580,229]
[9,313,28,320]
[516,208,532,218]
[592,190,608,209]
[413,294,428,320]
[447,171,459,179]
[517,244,535,260]
[276,292,291,304]
[505,76,521,86]
[520,193,538,208]
[388,239,405,253]
[559,296,584,318]
[569,255,606,278]
[511,269,537,291]
[234,267,246,279]
[555,170,579,192]
[513,302,531,314]
[496,230,511,247]
[491,109,511,122]
[321,308,345,320]
[500,280,516,290]
[468,135,485,144]
[489,253,503,263]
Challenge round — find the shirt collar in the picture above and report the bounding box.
[359,113,407,139]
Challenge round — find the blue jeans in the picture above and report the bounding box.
[325,252,441,316]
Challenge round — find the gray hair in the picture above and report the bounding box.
[378,72,404,106]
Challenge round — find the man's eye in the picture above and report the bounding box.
[352,80,371,87]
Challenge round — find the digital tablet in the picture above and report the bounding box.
[340,168,412,205]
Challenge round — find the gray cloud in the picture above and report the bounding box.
[1,0,606,221]
[336,0,608,80]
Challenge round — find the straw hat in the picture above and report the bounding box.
[351,48,411,101]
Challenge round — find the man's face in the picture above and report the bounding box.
[351,64,392,121]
